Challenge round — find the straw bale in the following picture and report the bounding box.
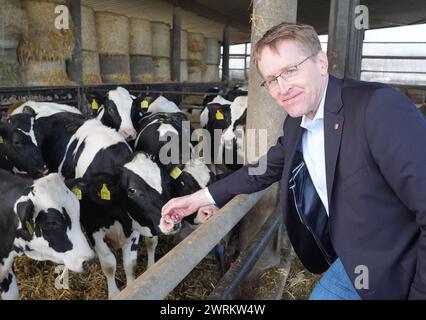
[83,50,101,84]
[99,54,130,84]
[203,38,220,64]
[188,32,205,52]
[180,60,188,82]
[151,21,170,58]
[81,5,97,51]
[130,55,154,82]
[18,0,75,64]
[181,29,188,60]
[202,64,220,82]
[187,59,207,71]
[23,60,74,86]
[153,56,171,82]
[96,11,129,55]
[0,0,28,41]
[129,18,152,56]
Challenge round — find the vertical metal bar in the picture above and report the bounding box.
[67,0,83,85]
[172,6,182,82]
[222,26,230,82]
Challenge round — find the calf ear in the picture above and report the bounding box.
[0,121,11,139]
[16,199,35,236]
[22,106,36,117]
[86,92,105,113]
[65,178,88,201]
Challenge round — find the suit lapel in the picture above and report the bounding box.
[324,76,344,204]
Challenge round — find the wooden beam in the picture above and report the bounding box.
[163,0,250,33]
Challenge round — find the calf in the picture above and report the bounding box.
[200,95,247,171]
[88,87,138,141]
[0,108,47,177]
[0,170,94,300]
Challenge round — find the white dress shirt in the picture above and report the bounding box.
[300,83,329,214]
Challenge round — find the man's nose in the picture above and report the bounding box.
[276,76,290,95]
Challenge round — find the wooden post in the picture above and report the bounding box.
[171,6,182,82]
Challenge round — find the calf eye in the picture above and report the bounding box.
[128,188,136,194]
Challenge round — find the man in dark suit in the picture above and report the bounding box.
[161,23,426,299]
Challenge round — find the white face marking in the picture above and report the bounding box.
[147,96,182,114]
[17,118,38,146]
[14,173,94,272]
[59,119,130,178]
[107,87,135,133]
[12,101,82,119]
[183,158,212,188]
[157,123,178,138]
[124,153,163,194]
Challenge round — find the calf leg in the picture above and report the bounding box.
[145,236,158,268]
[93,232,119,299]
[122,231,140,285]
[0,269,19,300]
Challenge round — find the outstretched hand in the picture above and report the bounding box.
[161,189,211,221]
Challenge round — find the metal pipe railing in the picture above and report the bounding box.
[207,208,283,300]
[113,184,276,300]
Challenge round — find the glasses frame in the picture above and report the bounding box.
[260,53,316,90]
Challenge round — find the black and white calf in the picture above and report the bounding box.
[0,170,94,300]
[200,95,247,171]
[88,87,138,141]
[0,107,47,177]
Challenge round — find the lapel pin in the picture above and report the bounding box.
[334,123,340,130]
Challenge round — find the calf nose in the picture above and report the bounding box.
[121,128,137,141]
[82,258,94,272]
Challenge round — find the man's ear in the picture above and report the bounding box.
[16,199,35,236]
[317,50,329,75]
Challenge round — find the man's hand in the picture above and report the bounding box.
[161,189,212,221]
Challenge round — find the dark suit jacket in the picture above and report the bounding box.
[208,75,426,299]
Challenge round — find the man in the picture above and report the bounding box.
[161,23,426,299]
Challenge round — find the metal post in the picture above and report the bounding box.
[222,26,230,82]
[67,0,83,85]
[172,6,182,82]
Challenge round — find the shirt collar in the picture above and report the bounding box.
[300,81,328,130]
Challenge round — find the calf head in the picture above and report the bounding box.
[120,152,180,236]
[88,87,137,141]
[15,173,94,272]
[0,107,47,178]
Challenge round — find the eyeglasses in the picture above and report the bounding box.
[260,53,316,91]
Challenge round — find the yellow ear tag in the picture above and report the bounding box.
[216,110,224,120]
[0,135,3,144]
[170,167,182,180]
[91,99,99,110]
[100,184,111,201]
[25,221,34,235]
[72,186,82,200]
[141,99,149,109]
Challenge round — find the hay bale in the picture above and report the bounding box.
[18,0,75,64]
[181,29,188,60]
[0,0,28,41]
[188,32,205,61]
[129,18,152,56]
[81,5,97,52]
[151,21,170,58]
[99,54,130,84]
[153,57,171,82]
[202,64,220,82]
[180,60,188,82]
[23,60,75,86]
[96,11,129,55]
[0,48,22,86]
[82,50,101,84]
[203,38,220,65]
[130,55,154,82]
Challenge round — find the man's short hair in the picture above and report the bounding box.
[252,22,322,69]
